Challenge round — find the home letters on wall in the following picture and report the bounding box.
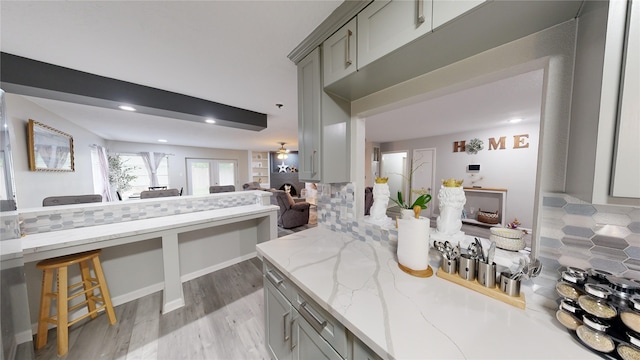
[453,134,529,153]
[27,119,75,171]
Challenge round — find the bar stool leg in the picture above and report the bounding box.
[91,256,116,325]
[36,268,53,350]
[79,260,97,319]
[57,266,69,357]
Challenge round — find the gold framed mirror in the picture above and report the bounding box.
[27,119,74,172]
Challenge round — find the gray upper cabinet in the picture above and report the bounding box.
[357,0,433,69]
[432,0,486,29]
[298,48,323,182]
[323,17,358,87]
[298,47,351,184]
[566,0,640,206]
[611,0,639,198]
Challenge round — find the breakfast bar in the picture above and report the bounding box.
[15,190,278,337]
[23,204,277,314]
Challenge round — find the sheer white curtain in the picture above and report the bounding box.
[141,152,166,187]
[95,146,114,202]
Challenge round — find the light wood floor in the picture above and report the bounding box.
[34,257,269,360]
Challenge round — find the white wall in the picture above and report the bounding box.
[352,20,577,257]
[6,94,107,209]
[106,140,249,194]
[6,94,251,209]
[380,122,539,228]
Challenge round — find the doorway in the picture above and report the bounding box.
[186,158,237,195]
[411,148,435,219]
[380,151,407,208]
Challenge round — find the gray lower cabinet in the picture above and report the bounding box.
[264,261,379,360]
[291,307,342,360]
[265,279,293,360]
[352,335,381,360]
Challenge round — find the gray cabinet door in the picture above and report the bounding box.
[352,336,382,360]
[611,0,640,198]
[358,0,433,68]
[291,309,342,360]
[323,17,358,87]
[265,279,293,360]
[297,48,322,182]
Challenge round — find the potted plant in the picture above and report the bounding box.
[390,155,432,218]
[108,155,137,196]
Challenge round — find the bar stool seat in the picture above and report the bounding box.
[35,249,116,356]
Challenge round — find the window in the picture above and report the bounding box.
[186,158,236,195]
[118,154,169,199]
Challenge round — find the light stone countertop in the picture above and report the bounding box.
[256,226,597,360]
[22,204,278,260]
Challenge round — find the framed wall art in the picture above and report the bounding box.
[27,119,75,172]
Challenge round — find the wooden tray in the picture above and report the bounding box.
[436,268,526,309]
[399,263,433,278]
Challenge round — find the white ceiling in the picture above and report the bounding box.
[365,69,544,143]
[1,1,543,151]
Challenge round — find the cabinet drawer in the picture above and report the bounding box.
[264,261,295,303]
[292,290,349,359]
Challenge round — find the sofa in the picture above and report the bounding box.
[270,190,310,229]
[42,194,103,206]
[209,185,236,193]
[242,182,264,191]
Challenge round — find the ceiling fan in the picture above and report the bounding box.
[276,142,290,159]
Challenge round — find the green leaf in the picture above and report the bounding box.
[397,191,404,207]
[411,194,432,210]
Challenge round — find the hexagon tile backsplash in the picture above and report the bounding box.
[534,192,640,304]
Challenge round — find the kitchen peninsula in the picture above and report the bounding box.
[257,226,596,359]
[18,190,277,326]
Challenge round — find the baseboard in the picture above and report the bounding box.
[161,297,186,314]
[111,282,164,306]
[180,252,257,283]
[15,329,32,344]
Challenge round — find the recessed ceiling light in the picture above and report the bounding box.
[118,105,136,111]
[158,139,168,143]
[509,118,523,124]
[205,118,216,124]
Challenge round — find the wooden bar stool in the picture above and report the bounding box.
[35,249,117,356]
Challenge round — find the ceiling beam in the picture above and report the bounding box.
[0,52,267,131]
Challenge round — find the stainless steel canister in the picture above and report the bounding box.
[458,254,477,281]
[477,262,496,288]
[500,271,521,296]
[442,257,457,274]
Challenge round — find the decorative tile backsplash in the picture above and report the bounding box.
[19,192,265,235]
[318,185,640,308]
[317,182,398,243]
[0,213,20,241]
[528,193,640,305]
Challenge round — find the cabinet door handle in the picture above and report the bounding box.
[417,0,426,24]
[266,270,283,286]
[345,29,353,66]
[283,311,290,341]
[299,302,327,333]
[311,150,317,175]
[290,318,297,350]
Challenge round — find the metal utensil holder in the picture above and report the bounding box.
[458,254,477,281]
[442,257,457,274]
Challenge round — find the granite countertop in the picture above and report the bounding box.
[256,226,597,359]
